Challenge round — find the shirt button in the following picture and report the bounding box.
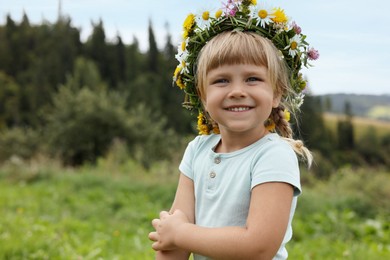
[209,171,216,178]
[214,157,221,164]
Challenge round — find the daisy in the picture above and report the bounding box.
[252,3,274,27]
[196,10,213,29]
[285,34,303,57]
[175,39,190,74]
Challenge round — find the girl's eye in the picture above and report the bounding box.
[212,78,229,84]
[247,77,261,82]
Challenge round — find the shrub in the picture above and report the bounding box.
[44,85,178,166]
[0,127,41,162]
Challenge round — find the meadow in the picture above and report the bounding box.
[323,113,390,139]
[0,155,389,259]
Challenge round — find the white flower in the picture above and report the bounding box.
[253,3,274,27]
[196,10,213,29]
[285,34,303,57]
[175,40,190,74]
[294,93,305,109]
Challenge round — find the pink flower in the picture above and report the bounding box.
[307,47,320,60]
[292,21,302,34]
[222,0,239,17]
[229,9,237,16]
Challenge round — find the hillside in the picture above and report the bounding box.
[323,112,390,139]
[317,94,390,121]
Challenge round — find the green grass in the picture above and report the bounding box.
[0,159,389,259]
[0,159,177,259]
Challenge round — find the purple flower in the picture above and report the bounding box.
[292,21,302,34]
[307,47,320,60]
[222,0,239,17]
[229,9,237,16]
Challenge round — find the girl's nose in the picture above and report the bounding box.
[228,83,247,99]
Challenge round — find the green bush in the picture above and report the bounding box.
[0,127,41,162]
[44,83,179,166]
[42,57,182,166]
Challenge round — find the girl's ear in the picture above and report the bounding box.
[272,93,282,108]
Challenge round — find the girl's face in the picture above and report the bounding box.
[203,63,280,138]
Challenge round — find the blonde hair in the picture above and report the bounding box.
[196,31,312,166]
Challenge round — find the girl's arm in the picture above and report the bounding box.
[153,173,195,260]
[151,182,294,260]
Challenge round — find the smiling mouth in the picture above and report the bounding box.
[226,107,251,112]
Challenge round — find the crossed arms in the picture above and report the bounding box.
[149,173,294,260]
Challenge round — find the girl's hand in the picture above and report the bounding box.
[149,210,189,251]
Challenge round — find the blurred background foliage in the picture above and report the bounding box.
[0,12,389,259]
[0,14,388,173]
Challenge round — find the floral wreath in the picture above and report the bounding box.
[173,0,319,135]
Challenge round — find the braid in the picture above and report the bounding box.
[271,105,313,167]
[271,106,293,139]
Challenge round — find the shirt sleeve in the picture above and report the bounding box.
[178,136,200,180]
[251,140,301,196]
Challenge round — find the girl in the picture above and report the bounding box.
[149,1,318,259]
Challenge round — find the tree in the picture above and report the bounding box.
[113,35,126,84]
[0,72,21,128]
[43,58,176,166]
[296,94,333,152]
[126,37,143,83]
[85,20,110,83]
[337,101,355,150]
[147,19,159,73]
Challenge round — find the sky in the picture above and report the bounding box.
[1,0,390,96]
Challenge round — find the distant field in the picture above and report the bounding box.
[324,113,390,139]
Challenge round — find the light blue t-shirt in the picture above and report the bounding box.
[179,133,301,260]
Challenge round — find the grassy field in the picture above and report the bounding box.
[324,112,390,140]
[0,157,389,259]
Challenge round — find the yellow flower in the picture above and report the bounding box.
[197,112,205,124]
[202,11,210,21]
[290,41,297,50]
[197,113,210,135]
[174,66,185,89]
[284,109,291,122]
[176,76,185,89]
[265,118,276,131]
[258,9,268,19]
[181,41,186,52]
[250,0,257,5]
[198,124,209,135]
[299,80,307,90]
[266,121,276,131]
[173,65,182,79]
[215,9,223,19]
[183,13,196,38]
[271,8,288,23]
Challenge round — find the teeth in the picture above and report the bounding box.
[228,107,250,112]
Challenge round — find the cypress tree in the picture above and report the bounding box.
[147,19,159,73]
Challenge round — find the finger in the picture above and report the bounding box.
[160,210,170,219]
[148,231,158,242]
[151,218,160,229]
[152,241,161,251]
